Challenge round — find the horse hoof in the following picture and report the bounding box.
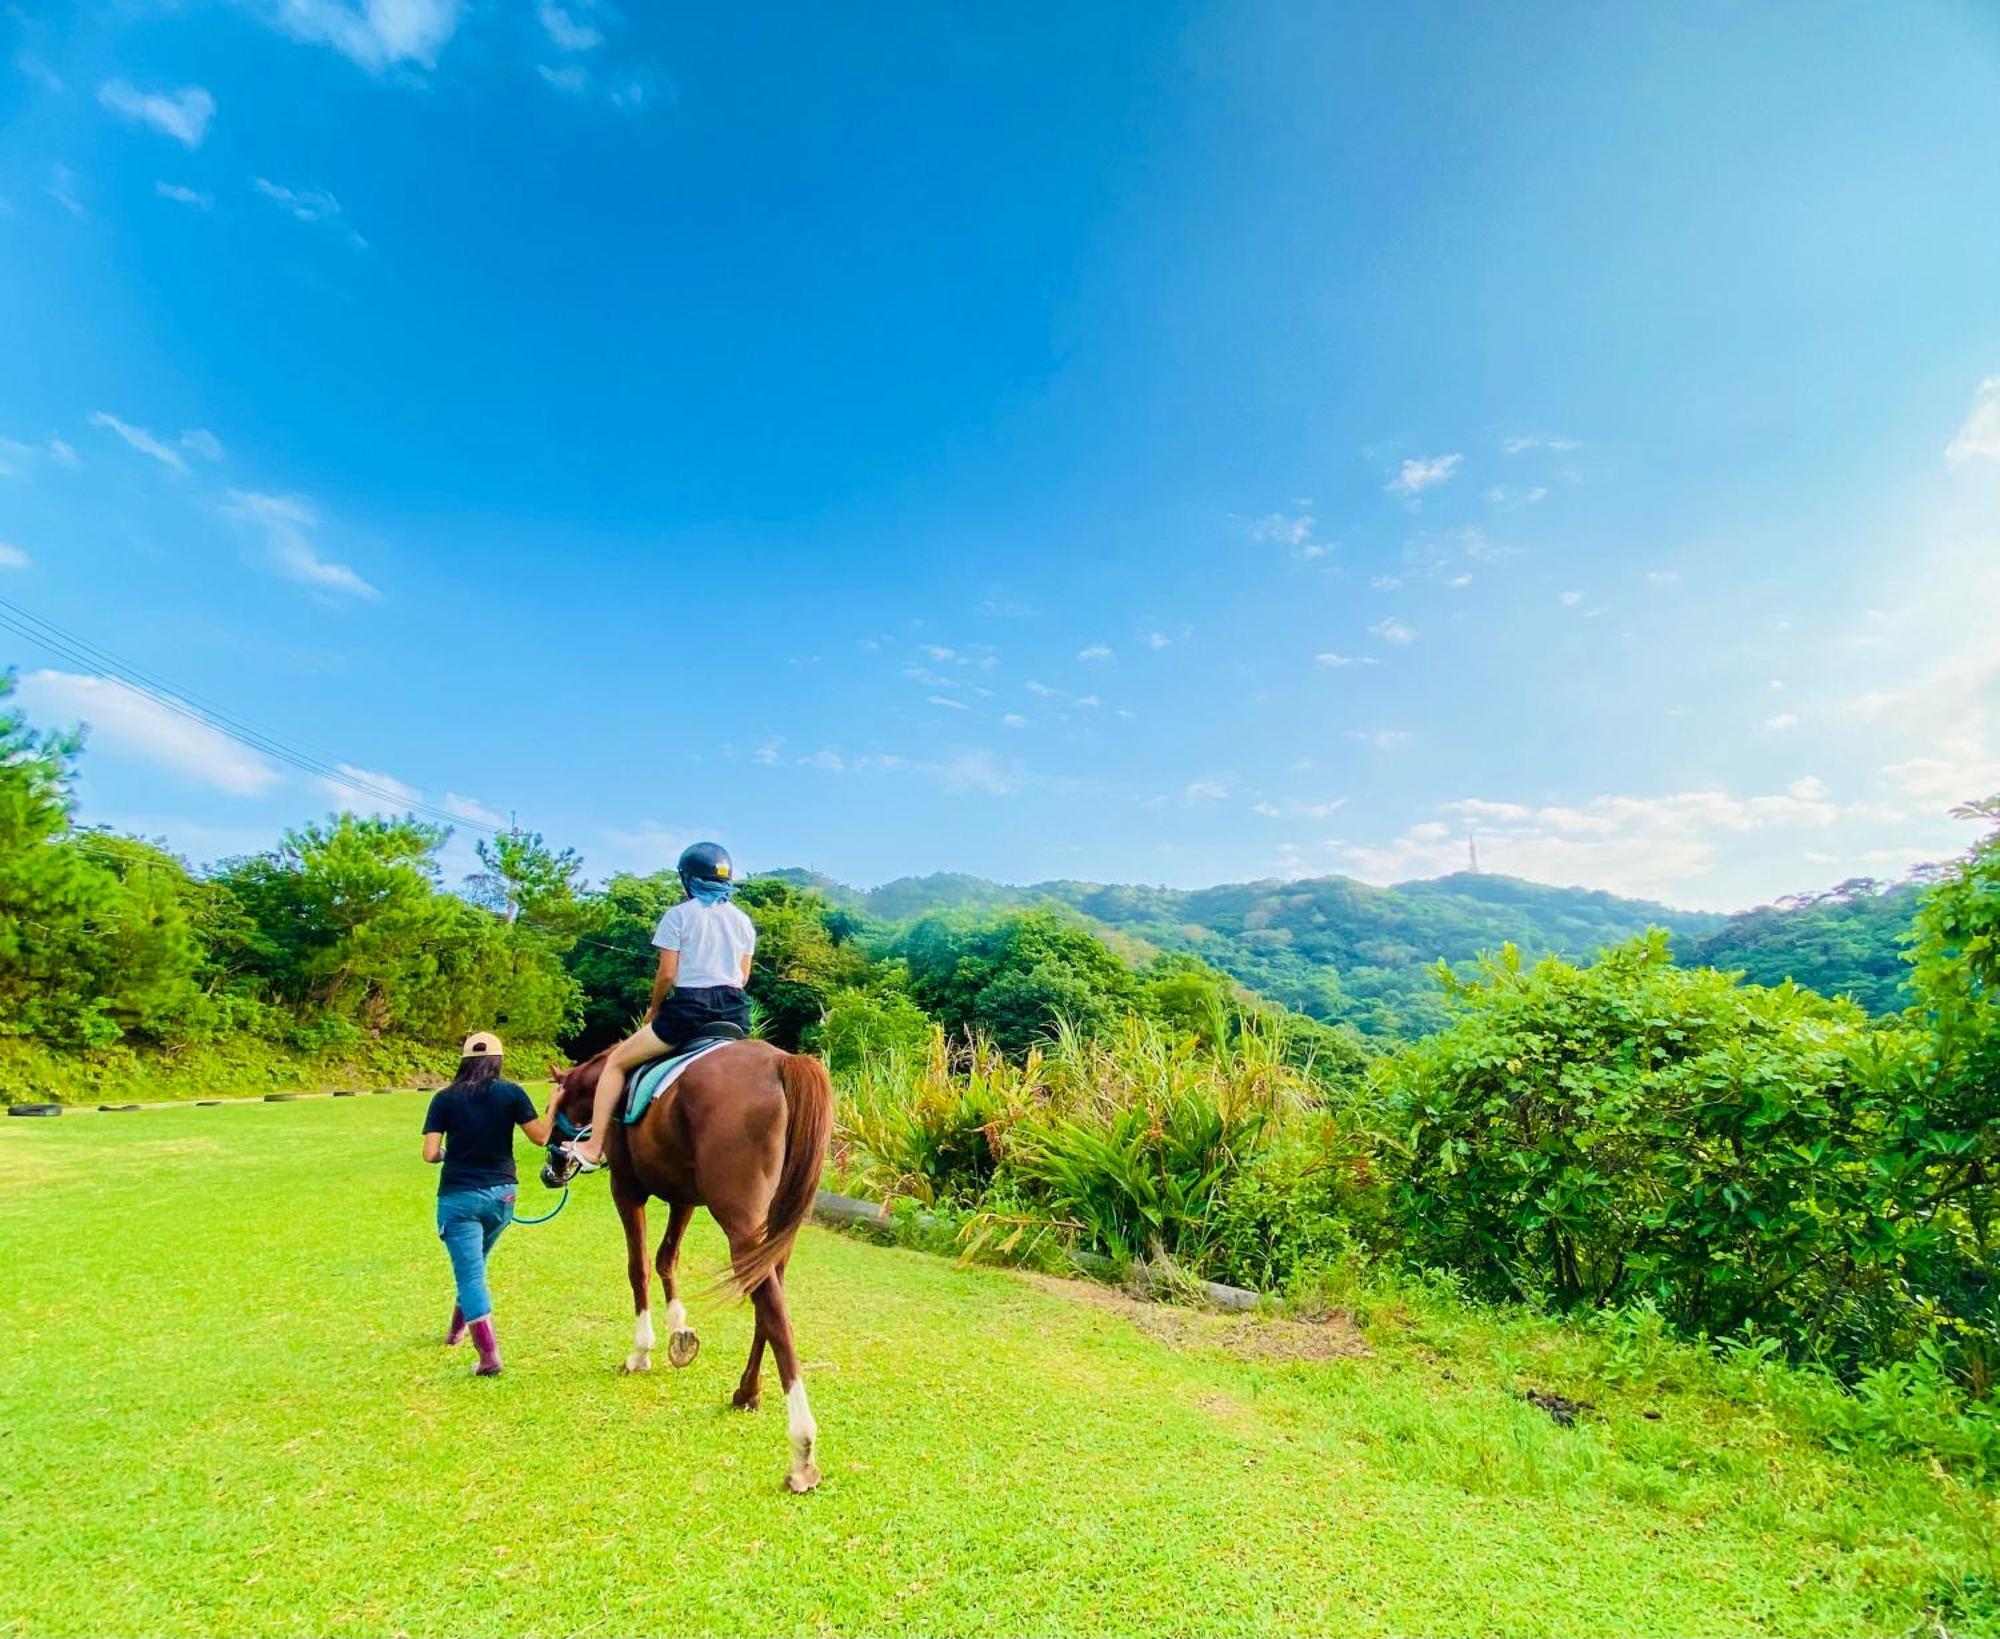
[622,1354,651,1374]
[668,1330,700,1369]
[785,1463,821,1494]
[732,1389,760,1412]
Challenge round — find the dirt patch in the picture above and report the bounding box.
[1023,1271,1372,1363]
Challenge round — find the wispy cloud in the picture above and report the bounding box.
[223,489,381,600]
[751,737,783,765]
[250,0,462,73]
[1315,652,1377,668]
[90,411,189,473]
[1077,643,1113,664]
[798,749,846,772]
[1945,377,2000,465]
[1387,452,1461,500]
[1347,729,1412,750]
[537,0,603,51]
[1559,589,1584,607]
[316,762,420,812]
[1001,713,1028,729]
[0,542,31,570]
[43,164,84,217]
[98,80,215,148]
[1502,435,1579,456]
[1183,776,1233,804]
[1368,618,1415,645]
[17,669,281,795]
[1249,510,1331,560]
[444,792,505,826]
[1765,713,1800,731]
[1144,631,1172,650]
[181,429,224,462]
[254,177,365,246]
[15,49,63,93]
[927,695,967,710]
[0,434,80,479]
[154,181,214,209]
[1644,569,1682,588]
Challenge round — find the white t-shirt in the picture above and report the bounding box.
[651,899,758,990]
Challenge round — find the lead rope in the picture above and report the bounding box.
[512,1187,569,1226]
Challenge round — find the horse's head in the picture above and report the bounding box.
[538,1059,589,1189]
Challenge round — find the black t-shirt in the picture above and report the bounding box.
[422,1080,538,1193]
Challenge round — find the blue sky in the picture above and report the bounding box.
[4,1,1999,910]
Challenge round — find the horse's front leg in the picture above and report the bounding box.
[656,1200,699,1368]
[614,1181,653,1373]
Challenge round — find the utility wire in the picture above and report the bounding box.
[0,593,502,835]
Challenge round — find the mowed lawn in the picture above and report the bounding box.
[1,1096,1994,1638]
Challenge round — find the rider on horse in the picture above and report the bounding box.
[560,841,756,1175]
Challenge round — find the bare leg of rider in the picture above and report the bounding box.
[567,1025,663,1170]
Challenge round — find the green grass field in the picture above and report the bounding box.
[2,1094,1994,1637]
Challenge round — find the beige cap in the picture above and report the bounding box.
[461,1030,504,1058]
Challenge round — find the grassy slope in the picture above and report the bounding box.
[1,1097,1993,1638]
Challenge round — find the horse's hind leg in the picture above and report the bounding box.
[735,1250,817,1493]
[615,1183,654,1373]
[655,1200,699,1368]
[732,1302,767,1411]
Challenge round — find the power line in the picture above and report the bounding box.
[0,593,502,835]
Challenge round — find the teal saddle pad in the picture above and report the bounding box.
[620,1037,737,1125]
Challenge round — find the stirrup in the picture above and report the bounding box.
[560,1141,606,1175]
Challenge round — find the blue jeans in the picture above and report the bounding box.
[437,1184,515,1322]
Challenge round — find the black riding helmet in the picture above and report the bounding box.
[677,841,735,895]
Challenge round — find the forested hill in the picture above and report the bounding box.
[767,868,1729,1036]
[1683,877,1929,1017]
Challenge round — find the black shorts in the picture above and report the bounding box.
[650,986,750,1051]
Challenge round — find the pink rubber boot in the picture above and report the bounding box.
[470,1317,502,1377]
[446,1304,468,1346]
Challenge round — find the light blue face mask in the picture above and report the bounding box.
[684,875,736,904]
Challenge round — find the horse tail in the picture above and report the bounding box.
[729,1053,834,1297]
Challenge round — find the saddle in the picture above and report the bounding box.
[616,1024,745,1126]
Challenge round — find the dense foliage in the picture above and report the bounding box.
[1685,875,1929,1014]
[773,866,1728,1036]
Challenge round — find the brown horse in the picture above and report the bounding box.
[543,1039,834,1492]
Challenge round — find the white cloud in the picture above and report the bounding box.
[98,80,214,147]
[934,751,1016,795]
[43,164,84,218]
[316,762,420,813]
[0,542,31,570]
[1347,729,1412,750]
[1144,632,1171,650]
[1025,680,1060,698]
[538,0,603,50]
[251,0,462,72]
[1370,574,1402,591]
[927,695,967,710]
[1945,377,2000,465]
[1645,569,1682,588]
[751,737,783,765]
[919,643,956,661]
[444,792,504,826]
[253,177,363,246]
[1314,652,1377,668]
[1502,435,1579,455]
[90,411,188,473]
[0,434,79,478]
[1249,512,1313,546]
[1077,644,1113,663]
[1331,785,1854,906]
[1387,453,1462,499]
[1183,776,1233,804]
[15,50,63,93]
[538,63,588,93]
[1369,618,1415,645]
[1559,589,1584,607]
[155,181,213,209]
[181,428,223,461]
[1447,573,1472,589]
[17,670,281,795]
[1001,713,1028,728]
[799,749,846,772]
[223,489,381,600]
[1765,712,1800,731]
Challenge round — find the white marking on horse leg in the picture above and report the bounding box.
[624,1308,655,1373]
[665,1298,687,1333]
[786,1378,816,1456]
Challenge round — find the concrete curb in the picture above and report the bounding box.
[809,1188,1262,1312]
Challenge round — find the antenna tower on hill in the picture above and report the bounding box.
[1468,834,1480,874]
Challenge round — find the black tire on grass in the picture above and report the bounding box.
[7,1103,62,1117]
[332,1089,359,1097]
[265,1093,304,1102]
[196,1100,222,1107]
[99,1103,141,1112]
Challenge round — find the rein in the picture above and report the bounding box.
[512,1104,589,1227]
